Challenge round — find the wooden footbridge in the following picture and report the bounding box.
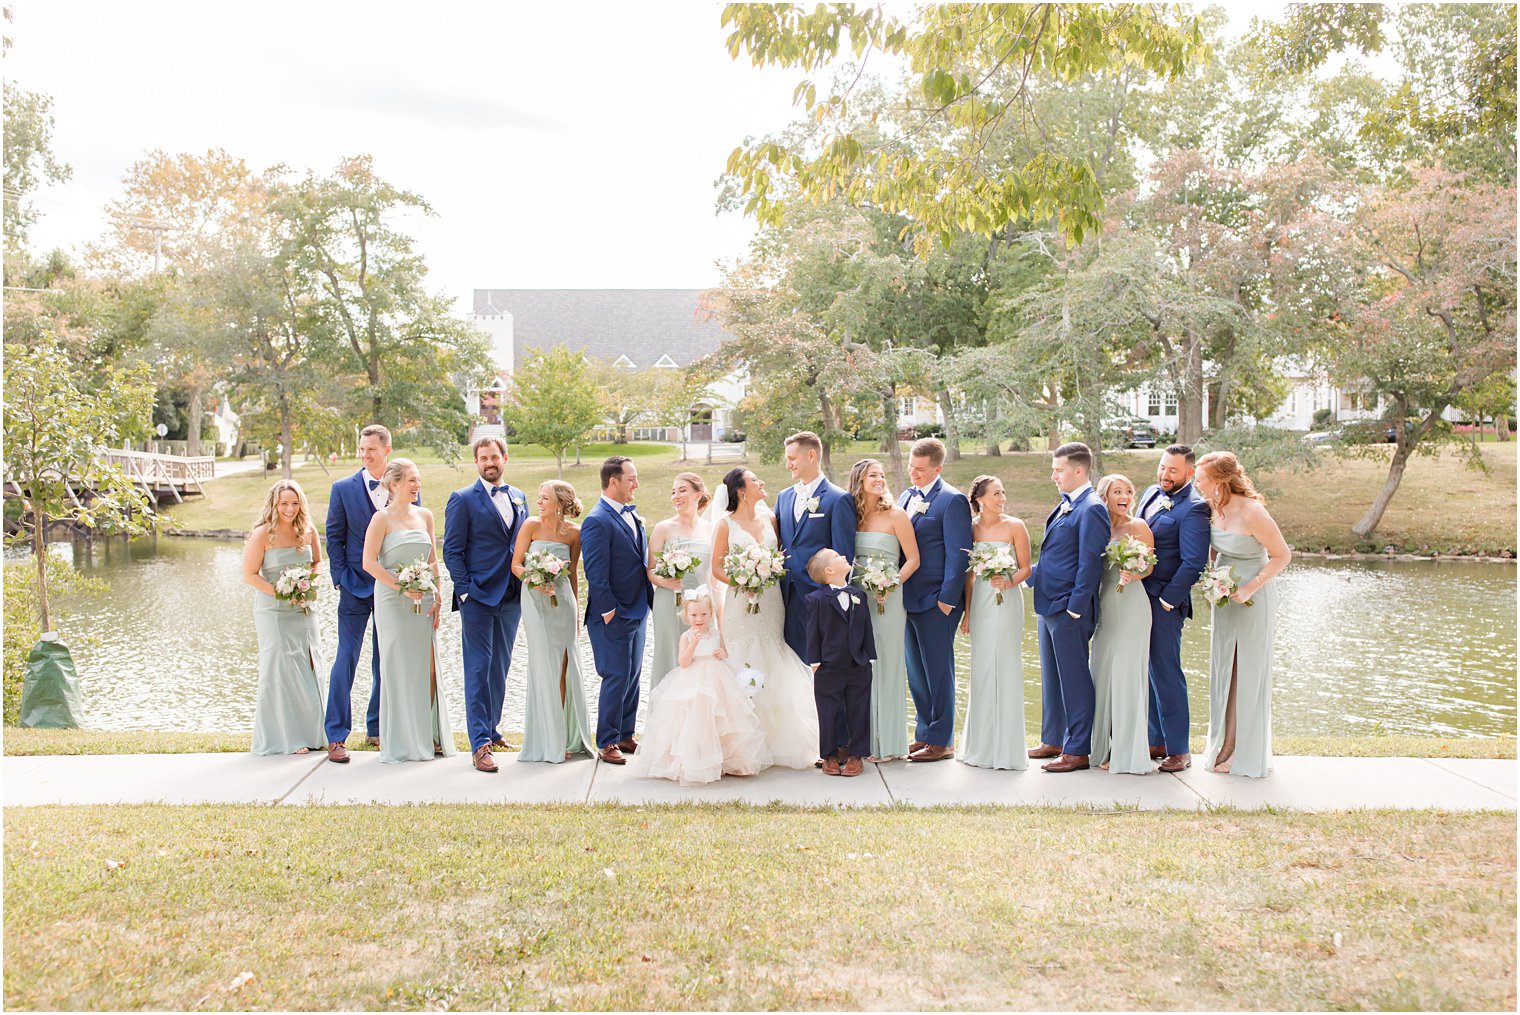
[6,449,216,507]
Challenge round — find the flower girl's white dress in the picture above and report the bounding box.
[632,630,772,786]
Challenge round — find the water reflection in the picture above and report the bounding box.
[34,538,1520,740]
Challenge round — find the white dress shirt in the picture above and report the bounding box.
[478,476,514,526]
[601,495,640,538]
[829,582,851,611]
[361,468,387,510]
[792,475,823,522]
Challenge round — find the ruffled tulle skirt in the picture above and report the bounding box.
[632,658,772,786]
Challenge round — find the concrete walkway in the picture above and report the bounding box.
[3,752,1513,811]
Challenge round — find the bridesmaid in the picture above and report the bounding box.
[362,458,457,763]
[1194,451,1291,778]
[243,479,327,756]
[1089,474,1154,774]
[958,475,1032,770]
[511,480,596,762]
[846,458,920,761]
[645,472,715,689]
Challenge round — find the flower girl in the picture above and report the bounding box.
[632,587,771,786]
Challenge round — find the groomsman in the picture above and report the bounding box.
[581,456,653,765]
[1027,441,1109,773]
[1137,444,1211,773]
[442,436,528,774]
[323,424,399,763]
[897,437,973,762]
[775,431,856,663]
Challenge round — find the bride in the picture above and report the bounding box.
[709,467,821,769]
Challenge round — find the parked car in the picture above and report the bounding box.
[718,428,747,443]
[1107,418,1158,449]
[1301,420,1402,445]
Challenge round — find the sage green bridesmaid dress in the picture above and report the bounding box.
[375,529,456,763]
[1089,550,1152,774]
[958,540,1028,771]
[1205,527,1278,778]
[854,530,909,759]
[250,545,327,755]
[519,539,595,762]
[649,533,712,688]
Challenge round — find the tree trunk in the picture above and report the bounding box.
[1178,335,1205,445]
[279,413,294,480]
[1207,377,1229,430]
[1352,442,1414,539]
[1498,415,1511,442]
[881,393,907,491]
[936,388,961,462]
[817,390,836,479]
[31,504,51,632]
[555,451,565,479]
[1045,383,1063,451]
[984,400,1001,456]
[185,383,204,458]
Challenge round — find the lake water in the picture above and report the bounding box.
[31,537,1519,740]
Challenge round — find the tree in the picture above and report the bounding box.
[2,12,71,265]
[3,334,157,633]
[502,347,604,477]
[721,3,1206,248]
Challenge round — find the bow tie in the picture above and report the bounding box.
[367,479,380,491]
[907,488,927,500]
[490,485,509,497]
[620,504,638,516]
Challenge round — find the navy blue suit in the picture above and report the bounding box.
[776,478,857,661]
[896,478,974,748]
[580,497,653,748]
[1137,481,1211,755]
[805,584,877,760]
[323,471,387,744]
[442,479,527,751]
[1028,485,1110,756]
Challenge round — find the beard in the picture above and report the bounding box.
[1158,476,1184,493]
[479,464,503,484]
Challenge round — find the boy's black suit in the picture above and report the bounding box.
[805,583,877,759]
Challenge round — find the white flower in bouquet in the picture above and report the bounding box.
[395,558,438,614]
[853,558,901,614]
[1194,561,1252,609]
[735,664,765,697]
[1103,536,1158,593]
[723,543,786,614]
[653,545,703,612]
[521,548,569,607]
[967,544,1020,605]
[272,563,319,613]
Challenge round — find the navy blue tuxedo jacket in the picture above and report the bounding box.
[442,480,528,611]
[897,478,974,613]
[325,470,419,599]
[1137,481,1211,619]
[1029,486,1110,618]
[775,478,856,605]
[580,498,653,622]
[805,584,877,670]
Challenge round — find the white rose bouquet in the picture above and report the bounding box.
[723,542,786,615]
[853,557,901,615]
[967,543,1020,605]
[395,558,438,614]
[652,544,703,613]
[1103,536,1157,593]
[272,563,319,613]
[520,548,569,607]
[1195,561,1253,608]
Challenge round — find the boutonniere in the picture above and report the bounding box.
[849,594,860,605]
[804,496,821,513]
[1156,496,1174,512]
[511,494,526,508]
[909,500,929,517]
[1058,501,1073,517]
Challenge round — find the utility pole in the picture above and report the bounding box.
[124,218,172,272]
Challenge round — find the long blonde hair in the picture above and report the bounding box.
[1195,451,1263,516]
[256,479,312,543]
[1095,474,1136,520]
[848,458,893,525]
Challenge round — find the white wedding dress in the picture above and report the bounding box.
[720,515,821,769]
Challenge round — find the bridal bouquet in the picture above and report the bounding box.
[272,563,318,613]
[967,543,1020,605]
[1103,536,1157,594]
[520,548,569,607]
[1195,561,1253,608]
[734,664,766,697]
[723,542,786,615]
[652,545,703,613]
[395,558,438,614]
[853,557,901,615]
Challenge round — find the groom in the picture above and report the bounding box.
[775,430,856,664]
[1027,441,1109,773]
[1138,444,1211,773]
[581,455,652,765]
[897,437,973,763]
[442,436,528,774]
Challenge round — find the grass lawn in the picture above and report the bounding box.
[3,804,1513,1010]
[166,443,1516,555]
[5,728,1514,760]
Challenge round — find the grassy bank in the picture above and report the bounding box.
[6,728,1514,759]
[165,443,1516,556]
[4,804,1513,1010]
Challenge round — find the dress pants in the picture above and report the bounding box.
[325,588,382,744]
[588,612,646,748]
[459,596,522,751]
[904,604,963,748]
[1037,610,1097,756]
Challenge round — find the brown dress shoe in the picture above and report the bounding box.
[908,744,953,763]
[1149,744,1167,760]
[365,735,380,748]
[616,739,638,755]
[909,740,927,755]
[473,746,499,773]
[1027,743,1063,760]
[822,756,842,776]
[599,745,627,765]
[1158,754,1191,773]
[1041,753,1090,773]
[327,742,350,764]
[841,756,865,777]
[490,738,510,751]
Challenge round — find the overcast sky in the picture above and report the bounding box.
[11,2,1306,312]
